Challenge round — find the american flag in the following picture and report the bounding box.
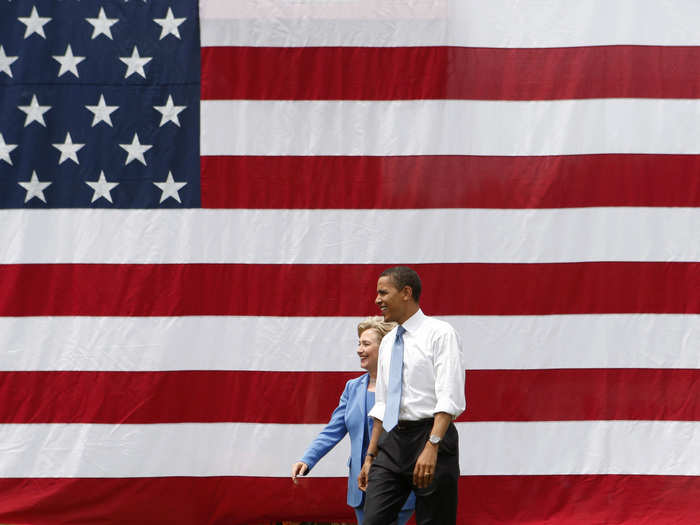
[0,0,699,523]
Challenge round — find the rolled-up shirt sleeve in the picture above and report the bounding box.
[368,337,390,421]
[433,327,466,418]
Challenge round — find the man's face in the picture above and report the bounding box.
[375,275,406,323]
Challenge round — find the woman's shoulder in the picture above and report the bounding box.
[345,373,369,390]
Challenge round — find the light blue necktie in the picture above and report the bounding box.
[383,325,406,432]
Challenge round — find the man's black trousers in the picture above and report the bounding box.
[363,420,459,525]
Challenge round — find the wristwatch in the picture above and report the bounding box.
[428,435,442,446]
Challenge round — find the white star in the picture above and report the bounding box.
[0,133,18,165]
[153,7,186,40]
[52,132,85,165]
[18,94,51,127]
[153,95,187,127]
[52,44,86,78]
[86,171,119,203]
[86,94,119,127]
[154,172,187,203]
[119,46,152,79]
[85,7,118,40]
[0,46,18,78]
[18,6,51,39]
[18,171,51,203]
[119,133,152,166]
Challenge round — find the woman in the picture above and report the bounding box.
[291,317,415,524]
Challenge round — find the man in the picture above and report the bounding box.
[358,266,466,524]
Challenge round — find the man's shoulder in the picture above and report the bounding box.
[420,314,457,336]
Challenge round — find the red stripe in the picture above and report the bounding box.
[201,154,700,208]
[0,476,698,524]
[0,371,358,424]
[201,45,700,101]
[0,369,698,424]
[463,369,700,423]
[1,262,697,316]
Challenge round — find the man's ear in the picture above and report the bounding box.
[402,285,413,302]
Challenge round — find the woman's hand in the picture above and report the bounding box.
[357,457,373,491]
[291,461,309,484]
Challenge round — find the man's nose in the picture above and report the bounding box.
[375,295,381,304]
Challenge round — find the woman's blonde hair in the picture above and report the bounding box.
[357,316,397,340]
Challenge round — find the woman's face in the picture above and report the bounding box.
[357,328,381,373]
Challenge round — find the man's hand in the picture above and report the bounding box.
[291,462,309,484]
[412,443,438,488]
[358,457,372,492]
[360,419,383,491]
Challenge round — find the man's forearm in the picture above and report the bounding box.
[412,412,452,488]
[366,417,383,457]
[429,411,452,439]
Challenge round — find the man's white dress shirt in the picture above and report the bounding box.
[370,309,466,422]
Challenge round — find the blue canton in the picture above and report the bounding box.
[0,0,200,208]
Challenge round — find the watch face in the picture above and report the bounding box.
[429,435,441,444]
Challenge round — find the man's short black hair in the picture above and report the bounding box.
[380,266,422,303]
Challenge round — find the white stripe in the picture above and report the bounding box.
[1,315,697,371]
[201,17,448,47]
[201,100,700,156]
[201,0,700,47]
[2,208,697,264]
[460,421,700,476]
[458,314,700,370]
[0,421,698,477]
[200,0,446,21]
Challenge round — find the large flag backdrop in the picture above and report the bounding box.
[0,0,699,523]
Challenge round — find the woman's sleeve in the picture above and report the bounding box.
[298,381,351,472]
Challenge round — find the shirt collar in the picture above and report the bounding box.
[400,308,425,334]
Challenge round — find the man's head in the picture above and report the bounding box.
[375,266,422,324]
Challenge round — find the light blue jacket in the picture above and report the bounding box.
[300,373,415,510]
